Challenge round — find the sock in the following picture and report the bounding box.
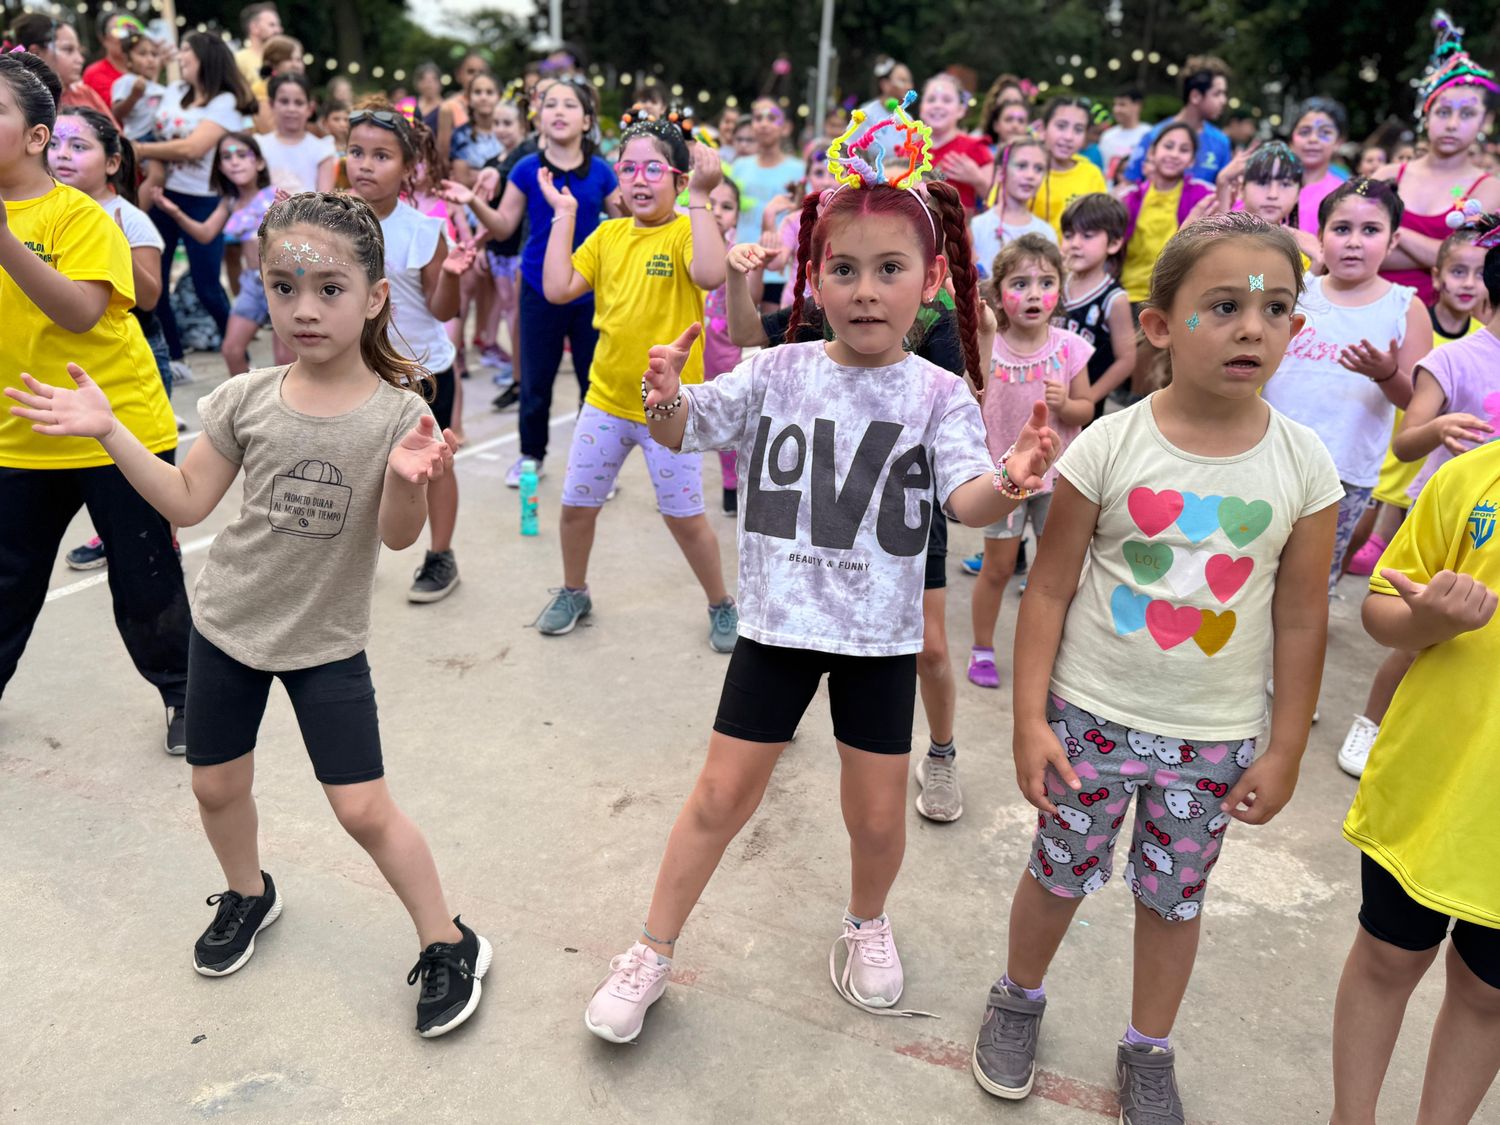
[845,910,886,929]
[563,585,588,594]
[1001,973,1046,1001]
[651,950,672,966]
[970,645,995,660]
[928,738,956,760]
[1123,1023,1171,1050]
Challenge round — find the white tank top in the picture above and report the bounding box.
[378,202,457,374]
[1261,274,1414,487]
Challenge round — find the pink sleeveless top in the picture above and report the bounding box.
[1383,164,1491,307]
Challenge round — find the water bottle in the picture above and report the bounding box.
[519,458,539,536]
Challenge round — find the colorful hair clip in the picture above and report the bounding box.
[1446,196,1486,229]
[826,90,933,191]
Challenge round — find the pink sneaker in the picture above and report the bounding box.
[829,914,934,1017]
[968,647,1000,689]
[584,942,671,1043]
[1346,533,1387,577]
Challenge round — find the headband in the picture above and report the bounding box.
[823,91,938,242]
[1419,10,1499,119]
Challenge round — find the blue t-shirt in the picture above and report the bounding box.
[1124,118,1232,184]
[730,154,805,284]
[509,152,617,300]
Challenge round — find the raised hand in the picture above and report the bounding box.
[1435,412,1494,454]
[1013,720,1082,814]
[5,364,118,439]
[442,239,478,276]
[537,167,577,215]
[439,178,475,206]
[1338,337,1398,382]
[939,150,986,189]
[643,321,702,409]
[688,143,723,194]
[1381,567,1498,643]
[387,414,455,484]
[726,241,770,275]
[1005,400,1060,492]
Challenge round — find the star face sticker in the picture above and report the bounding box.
[1185,313,1200,332]
[1248,274,1265,292]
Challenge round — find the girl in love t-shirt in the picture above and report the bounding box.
[1050,395,1343,740]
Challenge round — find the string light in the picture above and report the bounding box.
[393,68,406,82]
[302,52,314,65]
[670,83,683,96]
[725,94,738,107]
[1037,80,1051,93]
[1069,54,1082,66]
[620,73,633,85]
[1084,66,1097,79]
[697,89,710,102]
[796,103,809,117]
[1229,97,1241,109]
[372,66,385,78]
[1165,63,1179,76]
[1108,58,1121,70]
[1147,51,1161,63]
[347,62,360,74]
[591,74,604,87]
[1061,73,1074,86]
[778,95,790,106]
[1268,113,1282,126]
[326,58,339,70]
[1131,49,1145,62]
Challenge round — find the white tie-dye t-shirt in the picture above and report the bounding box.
[679,341,994,656]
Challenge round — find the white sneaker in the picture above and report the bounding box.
[829,914,933,1017]
[1266,677,1319,722]
[584,942,671,1043]
[915,752,963,822]
[505,457,545,488]
[169,359,196,385]
[1337,715,1379,778]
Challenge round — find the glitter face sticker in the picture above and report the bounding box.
[1186,313,1200,332]
[51,118,87,141]
[1248,274,1264,292]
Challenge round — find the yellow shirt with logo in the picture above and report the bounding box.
[0,183,174,470]
[1121,183,1183,303]
[573,214,705,423]
[1030,157,1108,239]
[1373,317,1486,508]
[1344,440,1500,927]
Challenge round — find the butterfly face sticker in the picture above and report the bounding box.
[1248,274,1265,292]
[1185,312,1200,332]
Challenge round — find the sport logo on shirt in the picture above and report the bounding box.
[1469,501,1496,549]
[742,415,931,558]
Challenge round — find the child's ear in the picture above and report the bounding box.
[805,258,822,307]
[924,253,949,303]
[1288,310,1307,339]
[1107,236,1124,255]
[367,277,390,321]
[1138,304,1174,349]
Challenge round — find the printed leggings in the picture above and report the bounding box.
[1026,696,1253,922]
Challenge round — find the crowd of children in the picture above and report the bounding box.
[1,4,1498,1122]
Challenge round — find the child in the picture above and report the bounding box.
[1330,443,1500,1124]
[760,145,838,304]
[155,133,278,376]
[346,101,474,605]
[255,73,336,194]
[1336,217,1500,779]
[7,191,492,1038]
[702,175,747,515]
[1287,97,1350,235]
[971,212,1341,1121]
[445,78,619,483]
[968,235,1093,690]
[971,137,1055,273]
[730,99,804,308]
[1120,123,1216,303]
[109,25,163,142]
[323,99,350,156]
[921,73,993,211]
[1056,193,1135,416]
[1030,97,1108,238]
[1356,145,1388,179]
[583,126,1059,1044]
[471,91,532,393]
[448,72,503,184]
[530,115,737,649]
[1227,141,1323,270]
[1262,179,1433,595]
[0,52,189,751]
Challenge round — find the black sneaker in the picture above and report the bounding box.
[194,871,282,977]
[165,706,187,756]
[491,384,520,411]
[408,915,492,1037]
[722,486,737,515]
[65,536,107,570]
[408,549,460,603]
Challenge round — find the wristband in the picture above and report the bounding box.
[1371,366,1399,384]
[992,442,1033,500]
[641,377,683,421]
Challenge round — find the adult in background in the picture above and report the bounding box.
[1123,55,1232,184]
[82,10,141,107]
[8,13,116,122]
[1098,88,1150,183]
[435,52,490,165]
[135,33,256,378]
[233,2,281,85]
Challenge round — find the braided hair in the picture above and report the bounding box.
[257,191,434,398]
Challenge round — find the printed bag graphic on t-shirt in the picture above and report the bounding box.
[268,459,351,538]
[1109,487,1268,655]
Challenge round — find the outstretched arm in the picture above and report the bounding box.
[946,401,1059,527]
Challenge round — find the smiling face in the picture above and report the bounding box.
[272,82,310,136]
[1425,86,1487,158]
[1151,127,1195,181]
[920,76,964,135]
[47,115,111,194]
[346,122,408,207]
[810,211,944,367]
[1000,143,1045,203]
[615,135,684,224]
[218,137,265,188]
[996,258,1061,330]
[263,223,385,361]
[1435,242,1487,316]
[1320,195,1397,284]
[1142,240,1303,399]
[1044,105,1088,165]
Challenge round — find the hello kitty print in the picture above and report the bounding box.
[1049,396,1343,741]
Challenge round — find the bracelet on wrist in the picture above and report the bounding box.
[991,442,1033,500]
[1371,366,1399,384]
[641,377,684,421]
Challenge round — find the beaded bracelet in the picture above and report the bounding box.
[641,377,683,421]
[992,442,1032,500]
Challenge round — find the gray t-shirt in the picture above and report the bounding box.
[194,366,431,670]
[680,341,993,656]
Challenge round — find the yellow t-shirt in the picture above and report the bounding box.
[0,183,174,470]
[1344,440,1500,927]
[1120,183,1183,302]
[1030,157,1108,238]
[574,214,705,423]
[1372,318,1486,508]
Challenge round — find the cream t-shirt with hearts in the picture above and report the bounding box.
[1049,394,1342,740]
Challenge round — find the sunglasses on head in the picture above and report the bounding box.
[614,159,683,183]
[348,108,404,132]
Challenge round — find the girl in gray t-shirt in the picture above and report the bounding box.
[8,191,492,1039]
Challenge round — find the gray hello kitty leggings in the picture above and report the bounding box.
[1025,696,1253,923]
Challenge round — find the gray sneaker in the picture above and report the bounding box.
[971,981,1045,1099]
[915,752,962,821]
[408,550,459,603]
[707,599,738,653]
[1116,1042,1185,1125]
[536,587,592,635]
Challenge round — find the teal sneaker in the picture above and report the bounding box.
[536,587,592,635]
[960,552,983,576]
[707,598,739,653]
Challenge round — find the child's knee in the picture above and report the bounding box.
[1448,941,1500,1013]
[192,764,249,811]
[329,787,394,845]
[1354,928,1437,987]
[688,773,761,833]
[917,633,948,674]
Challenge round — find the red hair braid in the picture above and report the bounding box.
[782,192,823,344]
[926,181,984,396]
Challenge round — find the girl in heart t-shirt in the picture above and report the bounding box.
[1050,394,1343,740]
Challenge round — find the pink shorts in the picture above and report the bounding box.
[562,403,705,517]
